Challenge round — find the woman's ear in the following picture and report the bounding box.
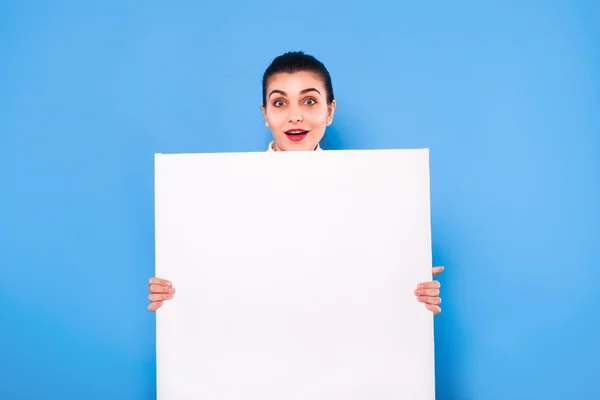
[261,104,269,127]
[327,100,337,126]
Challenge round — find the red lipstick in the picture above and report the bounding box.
[284,129,309,142]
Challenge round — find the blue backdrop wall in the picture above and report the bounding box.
[1,1,598,399]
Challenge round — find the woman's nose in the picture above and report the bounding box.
[287,107,303,122]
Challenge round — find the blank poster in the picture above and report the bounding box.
[154,149,435,400]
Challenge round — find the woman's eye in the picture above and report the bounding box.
[304,98,316,106]
[273,100,285,107]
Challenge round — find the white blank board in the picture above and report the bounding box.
[155,149,435,400]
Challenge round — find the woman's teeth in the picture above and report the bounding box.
[286,130,308,135]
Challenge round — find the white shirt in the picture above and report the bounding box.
[266,141,323,152]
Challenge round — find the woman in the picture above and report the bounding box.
[148,51,444,314]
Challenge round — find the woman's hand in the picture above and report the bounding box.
[415,266,444,314]
[148,269,443,313]
[148,277,175,312]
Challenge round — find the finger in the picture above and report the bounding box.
[148,293,174,302]
[149,284,176,294]
[417,295,442,305]
[148,277,172,287]
[417,280,441,290]
[432,266,444,276]
[425,304,441,314]
[148,301,164,312]
[414,288,440,297]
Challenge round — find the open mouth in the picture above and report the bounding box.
[285,129,309,142]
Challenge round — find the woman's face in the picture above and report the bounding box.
[262,71,336,151]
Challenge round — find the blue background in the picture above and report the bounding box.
[1,1,598,399]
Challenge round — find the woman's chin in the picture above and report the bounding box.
[277,135,322,151]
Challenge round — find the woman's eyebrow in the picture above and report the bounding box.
[268,88,322,99]
[268,89,287,98]
[300,88,321,96]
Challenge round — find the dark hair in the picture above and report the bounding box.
[262,51,335,106]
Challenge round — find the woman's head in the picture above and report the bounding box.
[261,51,336,151]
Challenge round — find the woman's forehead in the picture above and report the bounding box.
[267,71,325,93]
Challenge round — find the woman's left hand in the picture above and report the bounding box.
[415,266,444,315]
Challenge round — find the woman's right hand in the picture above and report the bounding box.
[148,277,175,312]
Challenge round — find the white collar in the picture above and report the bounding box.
[266,141,323,152]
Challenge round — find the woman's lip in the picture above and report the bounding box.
[285,133,308,142]
[285,129,309,134]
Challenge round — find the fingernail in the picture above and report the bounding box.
[167,294,173,298]
[418,284,424,288]
[168,288,175,293]
[415,289,422,295]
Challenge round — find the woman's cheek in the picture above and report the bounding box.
[306,108,328,125]
[268,113,285,127]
